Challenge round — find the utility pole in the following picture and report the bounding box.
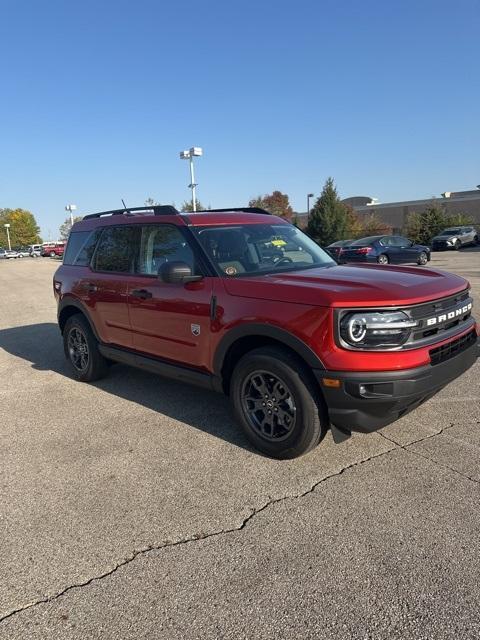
[4,224,11,250]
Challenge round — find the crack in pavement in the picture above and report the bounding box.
[2,421,477,625]
[0,443,398,625]
[378,422,480,487]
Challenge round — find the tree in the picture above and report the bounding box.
[406,205,474,245]
[305,178,351,245]
[360,212,392,236]
[344,204,363,238]
[248,191,294,219]
[180,199,208,212]
[144,197,159,206]
[59,215,83,240]
[0,208,42,246]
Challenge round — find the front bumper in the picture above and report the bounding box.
[315,331,479,439]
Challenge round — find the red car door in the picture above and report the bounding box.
[127,223,213,371]
[86,225,139,348]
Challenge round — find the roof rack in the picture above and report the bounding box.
[83,205,180,220]
[197,207,272,215]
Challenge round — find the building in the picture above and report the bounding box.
[347,187,480,234]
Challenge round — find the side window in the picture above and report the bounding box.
[380,237,393,247]
[64,229,101,266]
[94,226,138,273]
[396,236,410,246]
[137,225,196,276]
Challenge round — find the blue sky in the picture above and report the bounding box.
[1,0,479,238]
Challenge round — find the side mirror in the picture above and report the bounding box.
[159,261,203,284]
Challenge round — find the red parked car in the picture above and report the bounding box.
[42,242,65,258]
[53,206,479,458]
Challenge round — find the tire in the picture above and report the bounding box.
[454,240,461,251]
[50,251,56,258]
[377,254,389,265]
[417,251,428,266]
[474,235,479,246]
[63,314,109,382]
[230,346,327,459]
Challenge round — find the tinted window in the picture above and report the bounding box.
[440,228,460,235]
[94,226,139,273]
[63,230,101,266]
[137,225,196,275]
[351,236,381,247]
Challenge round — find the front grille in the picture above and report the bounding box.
[429,330,476,366]
[406,290,473,347]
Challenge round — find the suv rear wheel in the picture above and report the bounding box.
[230,346,326,459]
[63,314,109,382]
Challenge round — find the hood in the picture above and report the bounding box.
[222,264,469,307]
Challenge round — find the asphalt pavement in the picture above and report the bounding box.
[0,249,479,639]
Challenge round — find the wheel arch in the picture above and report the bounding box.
[214,324,325,395]
[58,298,100,340]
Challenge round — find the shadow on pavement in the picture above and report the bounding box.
[0,322,253,452]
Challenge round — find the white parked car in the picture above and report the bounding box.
[16,248,31,258]
[29,244,42,257]
[4,250,19,259]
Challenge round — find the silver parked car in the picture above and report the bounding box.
[432,226,479,250]
[4,250,19,259]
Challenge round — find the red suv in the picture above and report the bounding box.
[54,206,479,458]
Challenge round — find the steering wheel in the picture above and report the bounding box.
[273,256,293,268]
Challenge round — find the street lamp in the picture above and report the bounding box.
[4,224,11,251]
[307,193,314,216]
[65,204,77,226]
[179,147,203,211]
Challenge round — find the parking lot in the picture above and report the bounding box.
[0,249,479,639]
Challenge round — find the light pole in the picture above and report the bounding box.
[65,204,77,227]
[4,224,11,250]
[180,147,203,211]
[307,193,314,216]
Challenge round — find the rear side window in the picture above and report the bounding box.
[64,230,100,266]
[137,224,196,275]
[94,226,139,273]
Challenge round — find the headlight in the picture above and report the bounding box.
[339,310,418,349]
[447,237,457,245]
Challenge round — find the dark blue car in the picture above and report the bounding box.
[339,235,431,266]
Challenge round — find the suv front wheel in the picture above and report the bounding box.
[230,346,326,459]
[63,314,109,382]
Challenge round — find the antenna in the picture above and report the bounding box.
[121,198,127,210]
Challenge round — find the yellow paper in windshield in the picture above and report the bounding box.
[271,239,287,247]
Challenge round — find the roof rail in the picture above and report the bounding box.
[83,205,180,220]
[197,207,272,215]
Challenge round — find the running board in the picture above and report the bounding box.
[99,344,215,391]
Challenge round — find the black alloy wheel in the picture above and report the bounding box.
[63,314,109,382]
[67,327,90,373]
[231,346,326,459]
[241,370,297,442]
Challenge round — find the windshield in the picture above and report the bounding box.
[193,223,335,276]
[440,228,460,235]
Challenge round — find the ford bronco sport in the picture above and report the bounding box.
[54,206,479,458]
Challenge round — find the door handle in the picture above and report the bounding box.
[131,288,153,300]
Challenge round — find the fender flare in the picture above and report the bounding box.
[213,323,326,377]
[57,297,101,341]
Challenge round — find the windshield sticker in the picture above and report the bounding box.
[225,266,237,275]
